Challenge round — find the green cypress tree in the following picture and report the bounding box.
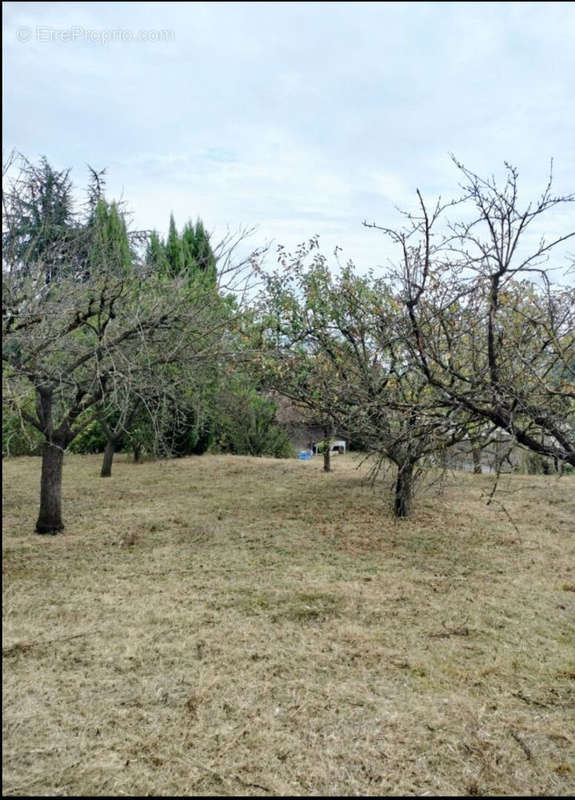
[151,214,217,285]
[165,213,184,277]
[146,230,170,276]
[106,202,133,275]
[181,221,198,275]
[88,199,133,276]
[175,217,218,284]
[192,219,217,283]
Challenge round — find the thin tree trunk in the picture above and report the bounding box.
[100,437,117,477]
[394,460,415,519]
[36,441,65,534]
[471,440,482,474]
[133,443,142,463]
[323,426,332,473]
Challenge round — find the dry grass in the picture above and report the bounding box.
[2,453,575,796]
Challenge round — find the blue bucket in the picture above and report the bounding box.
[297,450,312,460]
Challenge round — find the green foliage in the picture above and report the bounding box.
[182,219,217,284]
[165,214,184,277]
[2,155,76,283]
[87,200,133,276]
[181,221,196,272]
[124,414,156,461]
[153,215,218,286]
[190,417,217,455]
[213,383,294,458]
[67,419,109,454]
[2,405,43,456]
[146,230,170,274]
[166,404,217,457]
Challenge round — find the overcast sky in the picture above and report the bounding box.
[3,1,575,273]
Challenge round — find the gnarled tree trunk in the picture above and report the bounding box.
[100,437,119,477]
[36,441,65,534]
[394,459,415,518]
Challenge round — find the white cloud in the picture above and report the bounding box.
[3,0,574,280]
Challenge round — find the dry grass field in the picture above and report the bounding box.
[2,452,575,796]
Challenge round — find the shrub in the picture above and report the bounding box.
[68,419,109,454]
[214,389,295,458]
[2,406,43,457]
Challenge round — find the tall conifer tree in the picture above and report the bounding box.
[192,219,217,280]
[88,199,133,276]
[165,213,183,277]
[146,230,170,275]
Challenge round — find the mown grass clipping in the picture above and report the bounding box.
[3,453,575,796]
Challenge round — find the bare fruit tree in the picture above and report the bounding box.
[3,259,196,532]
[258,244,471,516]
[366,158,575,468]
[2,155,264,533]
